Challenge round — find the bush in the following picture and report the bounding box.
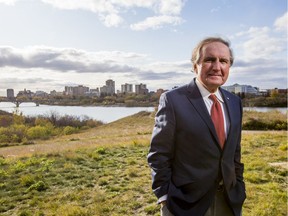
[0,112,102,145]
[63,126,78,135]
[27,126,51,140]
[0,115,13,127]
[0,125,27,144]
[242,118,287,130]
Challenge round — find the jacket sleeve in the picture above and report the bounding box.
[147,92,176,199]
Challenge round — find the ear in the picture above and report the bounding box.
[193,64,198,74]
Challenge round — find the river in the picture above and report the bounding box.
[0,102,286,123]
[0,102,155,123]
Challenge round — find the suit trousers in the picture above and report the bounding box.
[161,190,234,216]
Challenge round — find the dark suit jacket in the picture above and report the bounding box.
[147,79,246,216]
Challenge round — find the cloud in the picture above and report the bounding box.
[233,25,286,59]
[0,45,194,94]
[229,12,287,90]
[274,12,288,31]
[0,46,147,73]
[0,0,17,5]
[130,15,184,31]
[210,6,220,13]
[0,0,185,29]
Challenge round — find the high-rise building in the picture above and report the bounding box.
[64,85,89,96]
[100,79,115,96]
[135,83,148,95]
[106,79,115,95]
[7,89,14,99]
[121,83,133,93]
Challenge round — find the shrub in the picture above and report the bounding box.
[0,125,27,144]
[27,126,51,140]
[242,118,287,130]
[0,115,13,127]
[35,117,51,126]
[0,128,10,143]
[63,126,78,135]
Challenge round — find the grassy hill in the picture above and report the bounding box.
[0,111,287,216]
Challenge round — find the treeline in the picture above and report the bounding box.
[35,92,288,107]
[0,111,103,147]
[241,94,287,107]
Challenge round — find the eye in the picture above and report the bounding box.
[220,58,229,64]
[203,57,215,63]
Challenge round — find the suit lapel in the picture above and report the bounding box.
[220,89,236,144]
[185,79,220,145]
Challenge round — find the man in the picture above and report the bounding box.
[147,37,246,216]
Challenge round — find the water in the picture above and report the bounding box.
[0,102,286,123]
[0,102,155,123]
[243,107,287,114]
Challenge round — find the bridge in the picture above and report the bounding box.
[0,97,40,107]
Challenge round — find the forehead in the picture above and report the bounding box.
[201,42,230,57]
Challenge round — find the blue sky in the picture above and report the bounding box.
[0,0,287,96]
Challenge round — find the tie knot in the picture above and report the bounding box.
[209,94,218,103]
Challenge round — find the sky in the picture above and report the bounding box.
[0,0,287,96]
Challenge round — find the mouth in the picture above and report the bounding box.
[208,74,222,78]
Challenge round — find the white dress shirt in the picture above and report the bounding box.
[195,79,230,137]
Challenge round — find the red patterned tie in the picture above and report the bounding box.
[209,94,226,148]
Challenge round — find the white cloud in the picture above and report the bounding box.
[0,0,185,29]
[0,0,17,5]
[0,45,193,94]
[130,15,184,31]
[274,12,288,31]
[99,13,124,27]
[210,6,220,13]
[233,26,286,59]
[157,0,184,15]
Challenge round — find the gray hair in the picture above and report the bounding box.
[191,37,234,71]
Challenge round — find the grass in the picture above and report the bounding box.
[0,111,287,216]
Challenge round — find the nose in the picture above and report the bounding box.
[212,60,221,71]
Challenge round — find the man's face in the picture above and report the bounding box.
[195,42,231,93]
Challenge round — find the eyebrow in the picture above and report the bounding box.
[203,56,229,62]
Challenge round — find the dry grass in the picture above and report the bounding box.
[0,111,155,158]
[0,111,287,216]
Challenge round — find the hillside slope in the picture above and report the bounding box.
[0,111,155,158]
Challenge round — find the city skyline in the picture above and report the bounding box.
[0,0,287,97]
[5,79,284,98]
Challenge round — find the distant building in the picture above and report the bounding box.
[35,91,48,97]
[64,85,89,96]
[100,79,115,96]
[17,89,34,98]
[135,83,148,95]
[64,86,74,96]
[6,89,14,99]
[268,88,288,95]
[222,84,258,95]
[50,90,64,96]
[86,88,100,97]
[121,83,133,94]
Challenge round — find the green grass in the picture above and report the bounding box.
[0,111,287,216]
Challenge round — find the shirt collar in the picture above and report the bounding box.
[195,78,224,103]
